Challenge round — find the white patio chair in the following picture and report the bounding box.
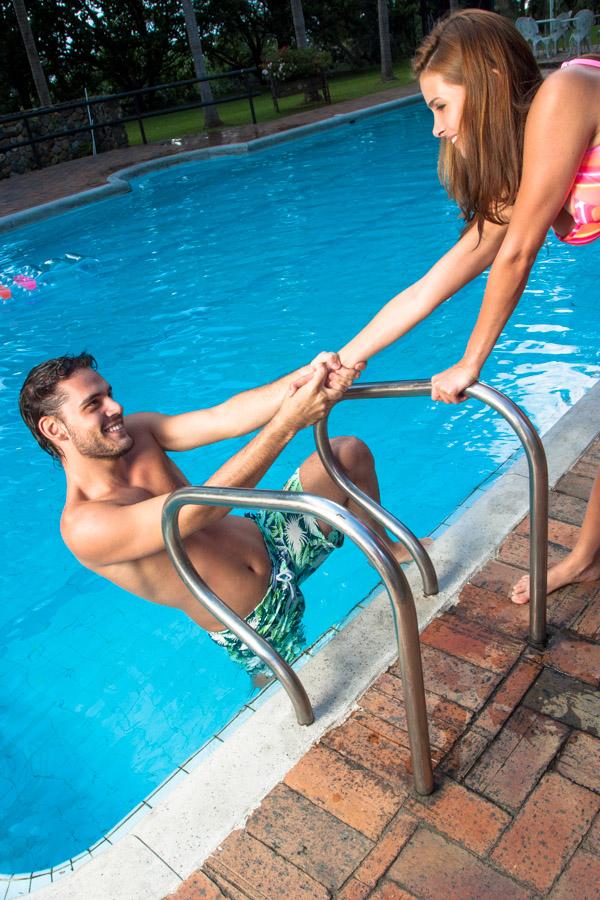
[516,16,552,57]
[549,10,572,56]
[569,9,594,55]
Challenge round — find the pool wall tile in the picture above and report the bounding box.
[144,767,189,808]
[247,680,281,712]
[105,802,151,843]
[49,862,71,880]
[69,853,91,872]
[4,880,29,900]
[87,839,112,859]
[29,873,52,891]
[215,705,255,742]
[334,602,365,630]
[180,737,223,773]
[306,627,338,655]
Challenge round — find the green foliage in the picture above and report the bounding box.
[1,0,444,114]
[262,46,331,81]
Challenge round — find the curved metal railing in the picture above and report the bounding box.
[314,379,548,648]
[162,485,434,795]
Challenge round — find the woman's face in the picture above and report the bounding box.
[419,71,466,154]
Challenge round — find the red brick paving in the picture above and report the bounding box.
[404,778,511,855]
[491,772,600,893]
[585,815,600,854]
[166,437,600,897]
[550,848,600,900]
[283,743,405,840]
[388,829,530,900]
[464,707,569,810]
[555,730,600,793]
[545,632,600,685]
[354,812,417,888]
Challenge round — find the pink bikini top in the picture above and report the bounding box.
[554,58,600,246]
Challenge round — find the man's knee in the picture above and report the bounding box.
[331,436,374,473]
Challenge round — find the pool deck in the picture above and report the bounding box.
[167,434,600,900]
[3,84,600,900]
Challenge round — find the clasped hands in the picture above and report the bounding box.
[289,352,366,396]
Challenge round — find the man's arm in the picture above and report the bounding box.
[63,365,343,567]
[132,354,345,452]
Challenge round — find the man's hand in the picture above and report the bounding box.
[289,352,365,396]
[275,362,344,432]
[431,361,479,404]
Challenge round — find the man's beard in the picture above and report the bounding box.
[64,422,134,459]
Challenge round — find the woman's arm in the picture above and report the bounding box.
[431,68,597,404]
[338,217,507,369]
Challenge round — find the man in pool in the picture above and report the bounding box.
[19,352,414,676]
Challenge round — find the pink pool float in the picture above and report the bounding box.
[14,274,37,290]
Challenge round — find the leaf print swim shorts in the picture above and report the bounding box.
[207,468,344,675]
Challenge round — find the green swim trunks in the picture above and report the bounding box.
[207,469,344,675]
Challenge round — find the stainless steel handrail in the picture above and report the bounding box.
[162,485,434,795]
[314,379,548,648]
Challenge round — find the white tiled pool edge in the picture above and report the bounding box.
[4,379,599,900]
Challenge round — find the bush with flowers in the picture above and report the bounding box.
[262,47,331,83]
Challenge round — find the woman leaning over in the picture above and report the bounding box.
[335,10,600,603]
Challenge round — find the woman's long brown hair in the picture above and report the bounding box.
[413,10,543,236]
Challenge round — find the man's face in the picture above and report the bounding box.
[53,368,134,459]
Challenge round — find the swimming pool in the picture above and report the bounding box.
[1,98,599,875]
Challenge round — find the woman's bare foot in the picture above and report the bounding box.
[511,551,600,604]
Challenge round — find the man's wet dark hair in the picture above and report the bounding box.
[19,352,97,460]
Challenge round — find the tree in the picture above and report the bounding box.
[290,0,307,47]
[181,0,222,127]
[377,0,395,81]
[11,0,51,106]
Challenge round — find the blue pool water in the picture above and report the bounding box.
[1,100,599,872]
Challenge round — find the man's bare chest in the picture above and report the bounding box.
[113,443,189,505]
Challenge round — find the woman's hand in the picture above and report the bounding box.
[431,361,479,404]
[289,352,365,396]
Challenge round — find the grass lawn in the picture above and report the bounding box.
[125,63,415,146]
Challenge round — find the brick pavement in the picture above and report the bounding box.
[0,84,419,219]
[166,434,600,899]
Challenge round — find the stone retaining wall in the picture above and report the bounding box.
[0,102,128,179]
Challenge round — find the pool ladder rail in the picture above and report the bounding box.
[162,379,549,797]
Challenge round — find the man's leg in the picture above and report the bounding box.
[298,435,427,566]
[511,465,600,604]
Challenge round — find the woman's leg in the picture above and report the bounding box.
[511,466,600,604]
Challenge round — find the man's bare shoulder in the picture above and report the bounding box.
[123,411,160,438]
[61,495,119,559]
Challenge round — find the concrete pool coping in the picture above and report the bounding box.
[4,381,600,899]
[2,90,598,897]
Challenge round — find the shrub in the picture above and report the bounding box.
[262,47,332,82]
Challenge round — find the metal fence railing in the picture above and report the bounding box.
[0,68,261,167]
